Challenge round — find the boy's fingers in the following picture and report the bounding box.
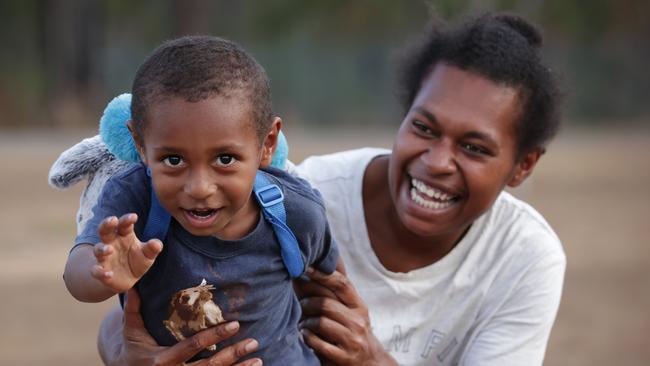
[117,213,138,236]
[93,243,114,258]
[91,264,113,280]
[98,216,118,243]
[141,239,163,260]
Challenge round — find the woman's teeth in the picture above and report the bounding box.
[410,178,455,210]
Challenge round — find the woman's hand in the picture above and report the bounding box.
[296,262,398,366]
[99,288,262,366]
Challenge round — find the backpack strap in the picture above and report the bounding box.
[142,167,171,241]
[141,168,304,278]
[252,171,305,278]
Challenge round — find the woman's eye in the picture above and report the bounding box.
[461,143,489,156]
[216,155,236,167]
[412,120,434,136]
[162,155,184,167]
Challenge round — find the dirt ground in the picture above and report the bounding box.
[0,126,648,365]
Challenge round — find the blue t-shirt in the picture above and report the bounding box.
[76,164,338,365]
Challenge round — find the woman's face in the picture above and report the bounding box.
[388,63,538,238]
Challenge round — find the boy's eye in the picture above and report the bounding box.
[216,155,236,167]
[162,155,184,167]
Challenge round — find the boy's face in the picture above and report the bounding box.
[133,95,278,240]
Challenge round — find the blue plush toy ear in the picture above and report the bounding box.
[98,93,290,169]
[271,130,288,170]
[99,93,141,162]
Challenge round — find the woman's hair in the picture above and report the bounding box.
[130,35,273,142]
[397,13,562,156]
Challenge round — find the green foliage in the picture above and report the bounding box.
[542,0,613,42]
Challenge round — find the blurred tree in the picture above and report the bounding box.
[37,0,105,127]
[0,0,648,127]
[171,0,211,36]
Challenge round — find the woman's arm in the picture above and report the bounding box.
[99,288,262,366]
[296,263,398,366]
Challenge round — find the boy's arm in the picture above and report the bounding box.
[304,188,339,275]
[65,213,163,303]
[64,244,115,302]
[310,219,339,274]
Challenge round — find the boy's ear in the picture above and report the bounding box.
[259,117,282,168]
[260,117,282,168]
[507,148,544,187]
[127,120,147,164]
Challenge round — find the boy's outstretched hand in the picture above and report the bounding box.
[91,213,163,293]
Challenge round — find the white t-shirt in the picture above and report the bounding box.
[296,148,566,366]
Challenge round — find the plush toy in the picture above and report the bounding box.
[49,93,291,234]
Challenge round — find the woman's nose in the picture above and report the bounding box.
[420,141,457,174]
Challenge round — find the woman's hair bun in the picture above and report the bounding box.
[493,13,543,48]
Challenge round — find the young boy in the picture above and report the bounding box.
[64,35,338,365]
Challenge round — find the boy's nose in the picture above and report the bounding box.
[184,168,217,199]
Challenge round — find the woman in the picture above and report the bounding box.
[99,12,564,366]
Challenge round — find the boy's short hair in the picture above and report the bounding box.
[398,13,562,157]
[131,35,273,143]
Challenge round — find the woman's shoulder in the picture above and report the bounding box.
[262,167,324,208]
[485,191,564,260]
[457,192,565,298]
[296,147,390,183]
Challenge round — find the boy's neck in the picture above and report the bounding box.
[210,196,260,241]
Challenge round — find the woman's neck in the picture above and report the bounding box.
[362,155,469,273]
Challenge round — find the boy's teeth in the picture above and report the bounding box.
[190,209,215,218]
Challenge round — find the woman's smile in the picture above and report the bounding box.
[409,177,459,210]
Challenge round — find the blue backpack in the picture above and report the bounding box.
[142,169,304,278]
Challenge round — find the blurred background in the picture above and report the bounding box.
[0,0,648,365]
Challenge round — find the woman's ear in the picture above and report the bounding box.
[127,120,147,165]
[507,148,544,187]
[259,117,282,168]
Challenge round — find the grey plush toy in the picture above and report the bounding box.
[48,134,134,234]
